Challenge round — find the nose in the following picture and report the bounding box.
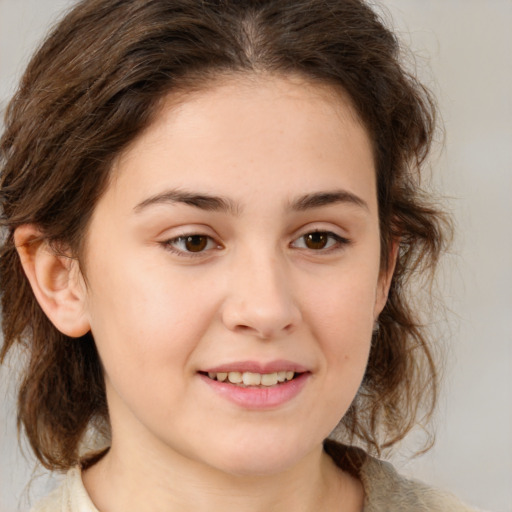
[220,250,302,340]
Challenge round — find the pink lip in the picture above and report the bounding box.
[199,369,310,410]
[203,360,309,374]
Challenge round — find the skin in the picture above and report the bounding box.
[16,74,396,512]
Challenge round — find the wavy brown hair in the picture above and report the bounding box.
[0,0,449,470]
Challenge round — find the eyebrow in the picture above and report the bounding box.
[289,190,368,212]
[134,189,239,215]
[133,188,368,215]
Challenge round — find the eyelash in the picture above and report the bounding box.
[290,231,350,252]
[162,234,222,257]
[161,230,350,258]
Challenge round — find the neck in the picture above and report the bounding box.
[83,439,363,512]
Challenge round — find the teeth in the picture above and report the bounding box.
[209,371,228,382]
[261,372,278,386]
[207,370,297,386]
[227,371,243,384]
[242,372,261,386]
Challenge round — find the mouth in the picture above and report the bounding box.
[198,365,310,409]
[199,370,300,387]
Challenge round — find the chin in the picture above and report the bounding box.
[203,434,316,477]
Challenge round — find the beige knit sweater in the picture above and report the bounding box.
[31,441,482,512]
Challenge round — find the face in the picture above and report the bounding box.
[81,75,392,476]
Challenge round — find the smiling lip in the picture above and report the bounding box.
[203,360,309,374]
[199,360,310,410]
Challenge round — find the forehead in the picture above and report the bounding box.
[100,73,376,216]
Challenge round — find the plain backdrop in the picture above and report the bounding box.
[1,1,511,511]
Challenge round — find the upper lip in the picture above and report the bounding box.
[202,360,309,374]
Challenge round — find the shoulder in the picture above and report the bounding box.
[360,453,480,512]
[30,468,99,512]
[324,440,485,512]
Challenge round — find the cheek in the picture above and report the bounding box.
[304,267,378,339]
[301,268,377,386]
[299,282,374,440]
[84,258,217,384]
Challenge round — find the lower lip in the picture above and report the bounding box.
[199,373,310,410]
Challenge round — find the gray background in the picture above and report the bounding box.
[1,1,511,511]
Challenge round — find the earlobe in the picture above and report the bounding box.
[14,224,90,338]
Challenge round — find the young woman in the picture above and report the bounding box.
[0,0,479,510]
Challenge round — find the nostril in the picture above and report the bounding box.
[221,294,301,339]
[229,320,297,340]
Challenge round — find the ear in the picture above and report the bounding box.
[14,224,90,338]
[374,238,399,318]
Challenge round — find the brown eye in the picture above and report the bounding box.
[184,235,208,252]
[291,231,348,252]
[164,234,218,255]
[304,232,329,250]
